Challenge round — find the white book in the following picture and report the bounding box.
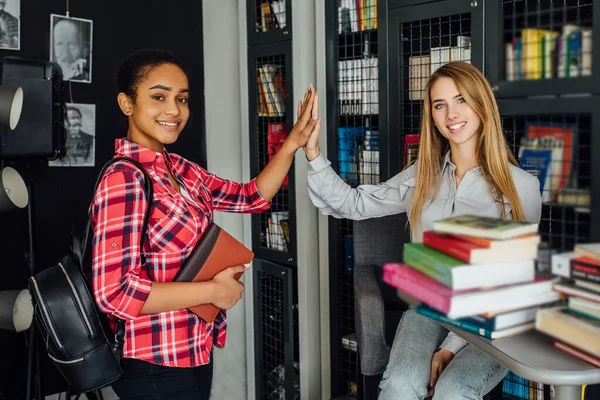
[409,55,430,100]
[582,29,593,76]
[430,46,451,73]
[368,57,379,114]
[505,42,516,81]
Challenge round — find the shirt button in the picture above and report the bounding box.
[111,243,117,248]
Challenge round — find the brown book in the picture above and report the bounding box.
[173,223,254,322]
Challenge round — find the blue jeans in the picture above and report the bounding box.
[379,310,507,400]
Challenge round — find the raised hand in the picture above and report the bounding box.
[285,85,322,151]
[296,86,321,161]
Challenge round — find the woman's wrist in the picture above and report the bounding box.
[305,147,321,162]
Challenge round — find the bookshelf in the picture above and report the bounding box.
[252,259,299,400]
[325,0,600,399]
[247,0,292,45]
[487,0,599,98]
[246,3,300,399]
[248,42,297,267]
[326,0,382,396]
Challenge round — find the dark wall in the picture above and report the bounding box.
[0,1,206,397]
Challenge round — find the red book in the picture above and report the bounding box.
[452,233,540,249]
[553,339,600,368]
[268,123,288,189]
[422,231,538,264]
[571,256,600,285]
[382,263,558,319]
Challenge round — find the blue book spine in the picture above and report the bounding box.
[415,306,495,339]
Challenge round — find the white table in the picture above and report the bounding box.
[440,324,600,400]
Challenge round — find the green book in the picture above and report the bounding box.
[432,215,538,240]
[402,243,535,290]
[403,243,460,288]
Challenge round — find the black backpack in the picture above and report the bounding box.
[28,156,153,393]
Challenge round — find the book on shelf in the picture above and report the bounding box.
[258,1,286,32]
[338,0,378,34]
[337,126,380,186]
[523,121,575,202]
[267,123,289,189]
[341,332,358,352]
[408,56,429,101]
[431,214,539,240]
[505,25,592,81]
[403,134,420,165]
[265,211,289,251]
[338,57,379,115]
[258,64,286,117]
[430,36,471,74]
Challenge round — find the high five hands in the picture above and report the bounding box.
[286,84,321,161]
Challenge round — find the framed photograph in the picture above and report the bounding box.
[50,14,93,83]
[49,103,95,167]
[0,0,20,50]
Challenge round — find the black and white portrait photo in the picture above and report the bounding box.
[0,0,19,50]
[49,103,95,167]
[50,14,93,83]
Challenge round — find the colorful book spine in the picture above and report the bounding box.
[415,306,497,339]
[383,264,452,315]
[422,231,477,263]
[571,257,600,284]
[403,243,455,288]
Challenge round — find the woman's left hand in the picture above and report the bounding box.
[285,85,321,150]
[427,349,455,397]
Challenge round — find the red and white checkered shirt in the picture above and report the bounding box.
[91,138,270,367]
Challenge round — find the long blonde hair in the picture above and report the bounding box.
[409,61,526,232]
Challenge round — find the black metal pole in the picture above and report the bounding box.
[24,184,40,400]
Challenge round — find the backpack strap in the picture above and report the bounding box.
[77,156,154,344]
[79,156,154,262]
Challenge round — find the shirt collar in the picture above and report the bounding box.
[441,150,482,175]
[114,138,173,168]
[441,151,454,174]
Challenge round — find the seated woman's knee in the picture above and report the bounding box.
[432,369,480,400]
[379,368,428,400]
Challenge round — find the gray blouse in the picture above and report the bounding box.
[306,151,542,354]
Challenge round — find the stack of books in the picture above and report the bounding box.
[383,215,560,339]
[538,243,600,367]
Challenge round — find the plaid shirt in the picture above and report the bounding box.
[91,138,270,367]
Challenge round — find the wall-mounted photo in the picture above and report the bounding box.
[50,14,93,83]
[49,103,95,167]
[0,0,20,50]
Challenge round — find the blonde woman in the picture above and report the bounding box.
[303,62,542,399]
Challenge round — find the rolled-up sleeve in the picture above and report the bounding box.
[197,167,270,213]
[91,169,152,320]
[440,332,468,354]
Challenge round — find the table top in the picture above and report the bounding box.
[441,324,600,386]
